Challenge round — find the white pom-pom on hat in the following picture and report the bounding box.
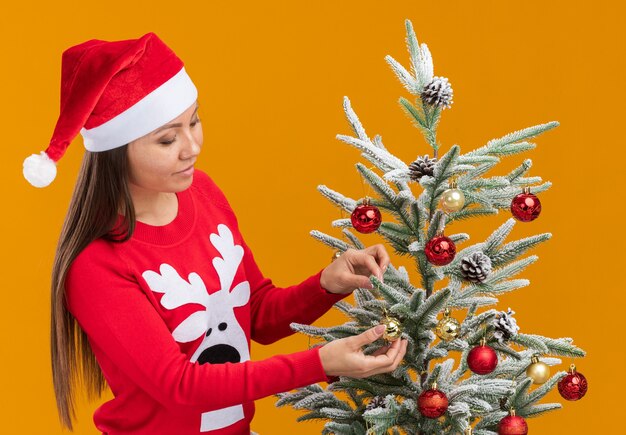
[23,151,57,188]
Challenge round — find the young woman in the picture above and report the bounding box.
[23,32,408,435]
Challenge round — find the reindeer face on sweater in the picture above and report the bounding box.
[189,280,250,365]
[141,224,250,432]
[142,224,251,363]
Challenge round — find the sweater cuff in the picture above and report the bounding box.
[295,346,333,384]
[313,268,351,304]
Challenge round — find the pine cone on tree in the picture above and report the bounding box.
[493,308,521,344]
[420,76,453,109]
[409,155,437,182]
[499,397,509,411]
[460,251,492,283]
[365,396,387,412]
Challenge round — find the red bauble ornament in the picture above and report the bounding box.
[467,340,498,375]
[425,233,456,266]
[510,187,541,222]
[558,364,588,401]
[497,410,528,435]
[418,383,449,418]
[350,198,382,234]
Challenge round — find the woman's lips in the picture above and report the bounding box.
[176,165,194,176]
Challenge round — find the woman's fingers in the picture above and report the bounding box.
[370,343,391,356]
[362,338,408,377]
[353,274,375,290]
[350,251,383,281]
[327,245,391,293]
[362,338,402,365]
[350,324,390,349]
[364,244,390,272]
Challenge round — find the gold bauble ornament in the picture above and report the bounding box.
[435,308,461,341]
[526,355,551,384]
[382,316,402,341]
[464,426,473,435]
[440,181,465,213]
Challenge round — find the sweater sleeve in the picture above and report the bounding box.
[65,241,332,412]
[242,239,350,345]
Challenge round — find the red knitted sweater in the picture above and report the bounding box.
[65,168,348,434]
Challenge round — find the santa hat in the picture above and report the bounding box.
[23,32,198,187]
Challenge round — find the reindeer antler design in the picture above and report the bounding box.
[144,264,211,310]
[143,264,211,343]
[210,224,244,293]
[142,224,250,344]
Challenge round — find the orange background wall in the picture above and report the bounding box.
[2,1,622,433]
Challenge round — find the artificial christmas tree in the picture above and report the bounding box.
[276,19,586,434]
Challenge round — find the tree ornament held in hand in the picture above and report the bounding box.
[420,76,453,109]
[493,308,520,344]
[425,231,456,266]
[408,155,436,182]
[440,180,465,213]
[558,364,588,401]
[526,354,550,384]
[435,308,460,341]
[467,338,498,375]
[350,197,382,234]
[511,187,541,222]
[382,315,402,342]
[460,251,492,283]
[497,409,528,435]
[418,381,449,418]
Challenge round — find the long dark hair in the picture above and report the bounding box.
[50,144,135,430]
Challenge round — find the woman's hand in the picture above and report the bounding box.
[318,325,408,378]
[320,245,390,295]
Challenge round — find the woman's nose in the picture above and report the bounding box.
[187,139,201,157]
[181,132,201,158]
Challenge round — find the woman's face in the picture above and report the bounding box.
[127,101,202,193]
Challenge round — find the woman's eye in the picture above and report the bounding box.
[158,119,200,144]
[160,136,176,145]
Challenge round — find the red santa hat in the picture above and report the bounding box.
[23,32,198,188]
